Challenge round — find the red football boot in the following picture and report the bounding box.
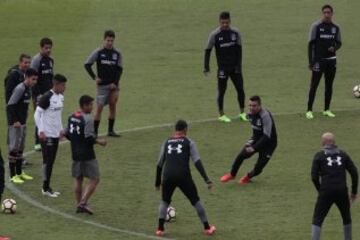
[155,229,164,237]
[204,225,216,236]
[220,173,235,183]
[239,174,251,185]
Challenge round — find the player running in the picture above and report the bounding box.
[31,37,55,151]
[155,120,216,236]
[34,74,66,197]
[306,5,342,120]
[84,30,123,137]
[220,96,277,185]
[204,11,246,123]
[65,95,107,214]
[311,132,358,240]
[6,69,38,184]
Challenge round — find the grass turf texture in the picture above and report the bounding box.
[0,0,360,239]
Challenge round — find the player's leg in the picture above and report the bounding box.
[41,138,60,197]
[334,190,352,240]
[312,192,334,240]
[243,145,276,184]
[77,159,100,214]
[8,126,23,184]
[94,85,107,136]
[74,177,83,205]
[221,146,254,182]
[107,88,120,137]
[323,60,336,117]
[307,62,323,119]
[17,126,32,181]
[229,69,246,121]
[178,178,215,235]
[217,69,231,123]
[156,179,177,235]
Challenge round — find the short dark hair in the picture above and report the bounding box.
[219,11,230,20]
[53,74,67,83]
[19,53,31,62]
[40,37,53,47]
[249,95,262,105]
[79,95,94,107]
[175,119,188,131]
[104,30,115,39]
[25,68,38,78]
[322,4,333,12]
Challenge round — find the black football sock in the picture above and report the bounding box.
[15,159,22,175]
[9,162,16,178]
[158,219,165,231]
[203,221,210,230]
[43,181,50,191]
[108,118,115,133]
[94,120,100,135]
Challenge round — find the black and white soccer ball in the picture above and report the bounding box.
[353,85,360,98]
[1,199,17,214]
[165,206,176,222]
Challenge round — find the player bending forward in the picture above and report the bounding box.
[155,120,216,236]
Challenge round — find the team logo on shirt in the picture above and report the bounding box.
[326,156,342,166]
[231,33,236,41]
[167,144,183,154]
[112,53,118,60]
[331,27,336,34]
[256,119,262,126]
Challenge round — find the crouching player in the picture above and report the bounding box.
[66,95,107,214]
[155,120,216,236]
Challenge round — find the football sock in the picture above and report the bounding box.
[108,118,115,133]
[194,201,209,228]
[158,219,165,231]
[15,159,22,175]
[311,224,321,240]
[9,162,16,178]
[344,224,352,240]
[158,201,168,219]
[94,120,100,135]
[43,180,50,191]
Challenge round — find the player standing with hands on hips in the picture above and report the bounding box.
[155,120,216,236]
[204,11,247,123]
[311,132,358,240]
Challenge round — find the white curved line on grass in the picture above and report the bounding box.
[6,107,360,239]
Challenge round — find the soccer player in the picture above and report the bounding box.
[65,95,107,214]
[306,5,342,120]
[31,37,54,151]
[204,11,246,123]
[6,69,38,184]
[84,30,123,137]
[34,74,66,197]
[4,54,31,104]
[155,120,216,236]
[220,96,277,184]
[311,132,358,240]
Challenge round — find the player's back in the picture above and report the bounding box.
[162,136,192,180]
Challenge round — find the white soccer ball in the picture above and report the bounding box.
[1,199,17,214]
[165,206,176,222]
[353,85,360,98]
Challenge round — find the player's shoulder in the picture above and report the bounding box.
[32,53,42,61]
[14,82,26,91]
[310,20,322,28]
[259,108,272,118]
[41,90,54,100]
[113,47,122,54]
[209,27,221,36]
[331,21,341,29]
[230,27,241,34]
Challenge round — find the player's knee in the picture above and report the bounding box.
[190,197,200,206]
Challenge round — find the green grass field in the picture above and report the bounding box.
[1,0,360,239]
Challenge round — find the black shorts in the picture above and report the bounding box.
[162,177,200,206]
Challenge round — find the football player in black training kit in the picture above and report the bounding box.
[221,96,277,185]
[155,120,216,236]
[204,11,247,123]
[311,132,358,240]
[306,5,342,120]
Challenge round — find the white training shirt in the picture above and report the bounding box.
[34,90,64,138]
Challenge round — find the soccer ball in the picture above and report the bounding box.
[165,206,176,222]
[1,199,17,214]
[353,85,360,98]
